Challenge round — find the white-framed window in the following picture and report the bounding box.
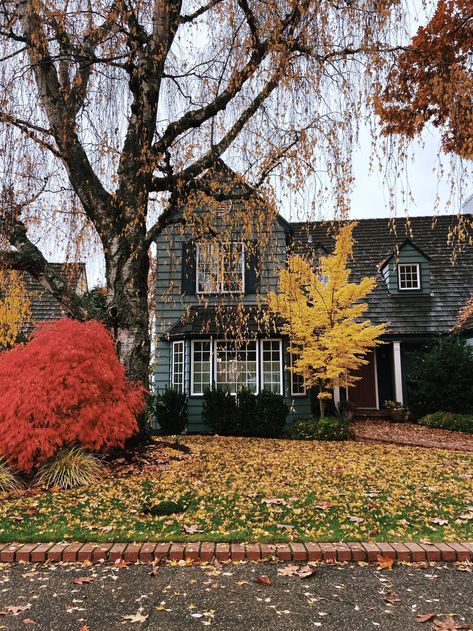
[398,263,420,290]
[171,340,185,393]
[215,340,258,394]
[191,340,212,395]
[261,339,283,394]
[196,241,244,294]
[290,352,306,396]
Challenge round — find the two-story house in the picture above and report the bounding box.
[154,166,473,432]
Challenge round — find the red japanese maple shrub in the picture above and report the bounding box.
[0,318,143,473]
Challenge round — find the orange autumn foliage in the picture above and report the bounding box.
[376,0,473,158]
[0,318,143,473]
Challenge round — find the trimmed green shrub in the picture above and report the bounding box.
[35,446,103,489]
[202,388,289,437]
[288,416,350,441]
[0,457,22,493]
[408,335,473,419]
[318,415,350,440]
[287,417,319,440]
[202,388,236,435]
[254,390,289,437]
[418,411,473,434]
[235,387,258,435]
[154,388,188,434]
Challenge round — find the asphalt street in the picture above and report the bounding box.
[0,561,472,630]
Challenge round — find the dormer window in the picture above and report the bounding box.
[398,263,420,290]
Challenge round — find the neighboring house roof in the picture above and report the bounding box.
[18,263,87,334]
[165,305,283,339]
[291,215,473,337]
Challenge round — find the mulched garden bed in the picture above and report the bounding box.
[352,420,473,452]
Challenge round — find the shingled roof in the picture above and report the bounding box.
[19,263,87,333]
[291,215,473,338]
[165,304,282,339]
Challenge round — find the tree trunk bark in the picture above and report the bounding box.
[319,395,325,419]
[104,231,151,442]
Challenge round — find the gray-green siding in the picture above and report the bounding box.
[153,214,313,430]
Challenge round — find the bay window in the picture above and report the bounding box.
[215,340,257,393]
[188,338,290,396]
[191,340,211,395]
[171,340,184,392]
[261,339,283,394]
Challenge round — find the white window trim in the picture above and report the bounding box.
[260,338,283,395]
[398,262,421,291]
[196,241,245,295]
[214,339,259,395]
[171,340,185,392]
[289,351,306,396]
[190,338,212,396]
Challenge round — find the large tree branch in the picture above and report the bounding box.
[17,0,112,233]
[0,217,87,320]
[151,70,280,191]
[152,0,309,158]
[0,111,61,157]
[116,0,182,196]
[179,0,223,23]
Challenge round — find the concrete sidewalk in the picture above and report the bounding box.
[0,561,472,630]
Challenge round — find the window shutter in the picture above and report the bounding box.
[245,240,259,295]
[181,241,196,295]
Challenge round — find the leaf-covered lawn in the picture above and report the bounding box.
[1,436,472,543]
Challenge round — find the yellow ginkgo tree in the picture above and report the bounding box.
[267,223,386,417]
[0,269,31,350]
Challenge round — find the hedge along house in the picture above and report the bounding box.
[154,165,473,431]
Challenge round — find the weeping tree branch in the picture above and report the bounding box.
[0,214,87,320]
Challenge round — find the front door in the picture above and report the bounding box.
[348,352,378,408]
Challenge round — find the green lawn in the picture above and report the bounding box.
[0,436,472,543]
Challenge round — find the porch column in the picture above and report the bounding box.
[392,341,403,404]
[333,386,341,406]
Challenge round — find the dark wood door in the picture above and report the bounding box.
[348,352,377,408]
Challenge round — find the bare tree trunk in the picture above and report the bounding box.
[319,395,326,419]
[104,229,151,442]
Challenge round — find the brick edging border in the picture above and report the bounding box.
[1,541,472,564]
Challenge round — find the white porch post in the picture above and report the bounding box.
[393,341,404,404]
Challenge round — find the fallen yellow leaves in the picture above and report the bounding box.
[0,436,472,543]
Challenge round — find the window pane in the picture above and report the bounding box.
[262,340,282,394]
[399,264,419,289]
[196,241,244,293]
[172,341,184,393]
[192,341,211,394]
[222,242,244,293]
[291,371,305,395]
[290,351,305,395]
[215,340,257,394]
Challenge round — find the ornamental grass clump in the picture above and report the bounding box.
[0,457,22,493]
[35,446,103,490]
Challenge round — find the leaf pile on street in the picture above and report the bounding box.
[0,436,472,542]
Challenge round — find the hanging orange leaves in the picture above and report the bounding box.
[376,0,473,159]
